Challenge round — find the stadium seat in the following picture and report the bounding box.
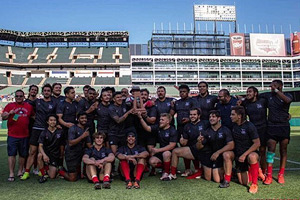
[11,75,25,85]
[70,77,92,85]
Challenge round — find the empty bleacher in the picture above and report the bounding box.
[51,48,72,63]
[11,75,25,85]
[26,77,43,85]
[33,48,55,63]
[70,77,92,85]
[119,47,130,63]
[119,75,131,85]
[11,47,34,63]
[98,47,115,63]
[0,86,24,95]
[0,46,9,62]
[94,77,115,85]
[44,77,69,85]
[0,74,8,85]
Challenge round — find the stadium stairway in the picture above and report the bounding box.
[39,78,47,86]
[91,77,95,86]
[7,77,11,85]
[22,78,28,86]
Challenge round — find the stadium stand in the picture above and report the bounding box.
[0,86,23,95]
[119,75,131,85]
[94,77,115,85]
[0,74,8,85]
[98,47,115,63]
[119,47,130,63]
[11,47,34,63]
[51,48,72,63]
[11,75,25,85]
[70,77,92,85]
[26,77,43,85]
[0,46,9,62]
[44,77,69,85]
[33,48,55,63]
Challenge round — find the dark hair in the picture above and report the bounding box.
[140,89,150,95]
[29,84,39,93]
[231,106,246,121]
[190,108,202,116]
[157,86,166,92]
[179,84,190,92]
[247,86,259,97]
[198,81,208,88]
[272,79,283,86]
[93,132,106,140]
[42,84,53,92]
[160,113,172,121]
[83,85,91,90]
[88,88,96,93]
[219,89,230,97]
[104,87,116,93]
[77,111,87,119]
[46,114,58,123]
[209,110,221,118]
[52,83,62,88]
[15,89,25,96]
[64,86,74,95]
[113,91,122,98]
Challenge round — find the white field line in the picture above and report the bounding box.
[274,157,300,165]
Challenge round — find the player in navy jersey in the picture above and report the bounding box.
[138,113,177,181]
[230,106,260,194]
[37,114,64,183]
[155,86,174,123]
[260,80,293,185]
[241,86,268,180]
[96,90,111,142]
[216,89,238,130]
[52,83,65,103]
[117,132,149,189]
[58,112,92,182]
[170,84,197,177]
[21,84,58,180]
[192,81,218,120]
[82,132,115,189]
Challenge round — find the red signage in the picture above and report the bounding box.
[291,32,300,56]
[230,33,246,56]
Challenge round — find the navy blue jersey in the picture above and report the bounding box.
[52,95,65,104]
[77,98,96,128]
[243,98,267,129]
[65,125,92,160]
[108,103,127,137]
[182,120,210,146]
[84,146,112,160]
[260,92,293,126]
[57,100,78,124]
[33,98,57,130]
[38,129,64,159]
[96,102,111,133]
[232,121,259,156]
[172,97,197,126]
[151,125,178,148]
[155,97,174,120]
[192,95,218,120]
[216,97,238,130]
[117,145,147,156]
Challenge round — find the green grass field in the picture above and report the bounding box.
[0,129,300,200]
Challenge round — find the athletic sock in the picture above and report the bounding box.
[183,159,191,170]
[164,162,171,174]
[250,163,259,185]
[262,168,266,174]
[44,165,49,171]
[279,168,285,175]
[171,166,177,175]
[135,164,144,181]
[120,160,131,180]
[155,162,162,168]
[25,169,30,173]
[103,174,110,182]
[267,165,273,178]
[193,160,200,171]
[92,175,99,183]
[224,174,231,182]
[248,166,252,183]
[40,168,46,176]
[58,169,65,176]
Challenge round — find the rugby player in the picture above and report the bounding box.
[117,132,149,189]
[96,90,111,139]
[82,132,115,189]
[155,86,174,124]
[52,83,65,103]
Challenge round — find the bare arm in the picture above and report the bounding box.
[112,109,133,124]
[138,113,152,132]
[69,129,89,146]
[57,114,74,128]
[211,141,234,161]
[276,91,292,104]
[156,142,176,153]
[82,154,97,165]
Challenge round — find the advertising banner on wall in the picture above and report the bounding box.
[290,32,300,56]
[230,33,246,56]
[250,33,286,56]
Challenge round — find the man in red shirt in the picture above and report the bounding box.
[2,90,34,182]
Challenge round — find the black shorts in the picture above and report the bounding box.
[257,127,268,147]
[66,156,82,173]
[189,145,213,168]
[108,135,127,147]
[235,151,259,173]
[211,154,223,169]
[267,126,290,142]
[137,134,156,147]
[29,129,43,146]
[153,151,172,162]
[7,136,29,157]
[177,124,185,139]
[46,156,60,167]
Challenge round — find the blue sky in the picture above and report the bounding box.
[0,0,299,43]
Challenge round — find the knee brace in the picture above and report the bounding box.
[266,151,275,164]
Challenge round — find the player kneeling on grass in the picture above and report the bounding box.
[82,132,114,189]
[230,106,261,194]
[38,114,64,183]
[138,112,177,181]
[167,110,234,182]
[117,132,149,189]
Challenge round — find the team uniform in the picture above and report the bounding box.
[30,98,57,146]
[38,129,64,167]
[84,146,113,173]
[232,121,259,172]
[171,98,197,136]
[192,95,218,120]
[155,97,174,124]
[260,92,293,142]
[4,102,34,157]
[243,98,268,146]
[65,125,92,173]
[78,98,96,136]
[216,97,238,130]
[52,95,65,104]
[182,120,210,146]
[189,126,232,168]
[96,102,111,136]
